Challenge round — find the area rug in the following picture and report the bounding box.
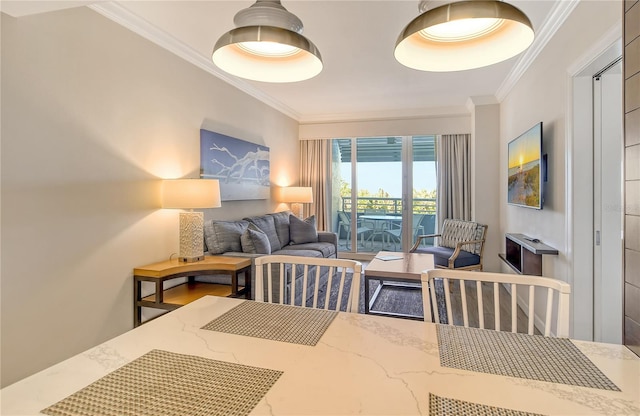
[322,272,426,317]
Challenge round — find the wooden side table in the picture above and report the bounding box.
[133,256,252,326]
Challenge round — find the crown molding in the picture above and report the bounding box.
[298,105,470,124]
[567,21,622,77]
[495,0,581,102]
[88,2,301,121]
[88,1,579,124]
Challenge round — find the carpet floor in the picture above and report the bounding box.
[321,272,425,318]
[329,273,531,332]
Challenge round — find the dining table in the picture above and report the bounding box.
[2,296,639,415]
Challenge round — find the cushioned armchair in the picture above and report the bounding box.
[410,219,487,271]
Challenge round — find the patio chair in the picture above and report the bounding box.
[421,269,571,337]
[254,255,362,313]
[337,211,372,250]
[410,218,487,271]
[383,213,426,250]
[361,209,391,249]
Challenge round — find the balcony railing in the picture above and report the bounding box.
[340,196,436,215]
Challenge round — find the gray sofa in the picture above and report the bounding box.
[202,210,337,300]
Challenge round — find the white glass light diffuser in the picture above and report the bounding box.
[395,1,534,72]
[212,1,322,82]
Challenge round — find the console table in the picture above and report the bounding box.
[133,256,251,326]
[498,233,558,276]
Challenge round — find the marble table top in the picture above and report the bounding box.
[2,296,639,415]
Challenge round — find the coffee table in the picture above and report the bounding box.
[364,251,434,320]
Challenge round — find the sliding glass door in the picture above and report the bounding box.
[331,136,436,256]
[409,136,437,251]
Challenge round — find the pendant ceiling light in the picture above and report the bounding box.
[212,0,322,83]
[394,0,534,72]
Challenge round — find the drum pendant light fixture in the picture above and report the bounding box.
[394,0,534,72]
[212,0,323,83]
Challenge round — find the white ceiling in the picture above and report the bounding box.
[1,1,577,123]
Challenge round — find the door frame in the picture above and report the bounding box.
[592,59,623,343]
[567,25,622,341]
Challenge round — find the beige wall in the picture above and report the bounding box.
[499,1,621,337]
[0,7,299,387]
[468,98,501,272]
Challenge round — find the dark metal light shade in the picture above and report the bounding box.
[395,1,534,72]
[212,1,322,83]
[213,25,322,83]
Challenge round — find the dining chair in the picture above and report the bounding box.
[421,269,571,337]
[337,211,372,250]
[254,255,362,313]
[410,218,487,271]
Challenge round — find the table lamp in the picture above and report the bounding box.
[162,179,221,262]
[281,186,313,218]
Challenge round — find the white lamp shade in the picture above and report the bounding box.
[281,186,313,203]
[162,179,222,209]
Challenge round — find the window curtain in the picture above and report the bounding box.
[299,139,330,230]
[436,134,471,229]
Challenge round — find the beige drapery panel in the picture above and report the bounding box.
[436,134,471,229]
[299,139,330,230]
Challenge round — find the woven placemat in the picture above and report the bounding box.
[436,325,619,391]
[202,301,338,346]
[42,349,282,416]
[429,393,544,416]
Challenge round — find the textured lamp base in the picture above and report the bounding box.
[179,255,204,263]
[291,203,303,218]
[179,211,205,263]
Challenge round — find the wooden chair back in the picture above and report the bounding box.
[254,255,362,313]
[421,269,571,337]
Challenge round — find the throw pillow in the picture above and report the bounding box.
[267,210,293,247]
[241,223,271,254]
[204,220,249,254]
[289,214,318,245]
[243,215,282,251]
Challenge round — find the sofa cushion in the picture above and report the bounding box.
[204,220,249,254]
[244,215,281,251]
[267,211,292,247]
[289,215,318,244]
[415,246,480,268]
[283,242,336,258]
[272,248,324,258]
[240,223,271,254]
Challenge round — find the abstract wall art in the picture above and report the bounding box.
[200,129,270,201]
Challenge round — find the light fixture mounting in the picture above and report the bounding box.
[212,0,322,83]
[394,0,534,72]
